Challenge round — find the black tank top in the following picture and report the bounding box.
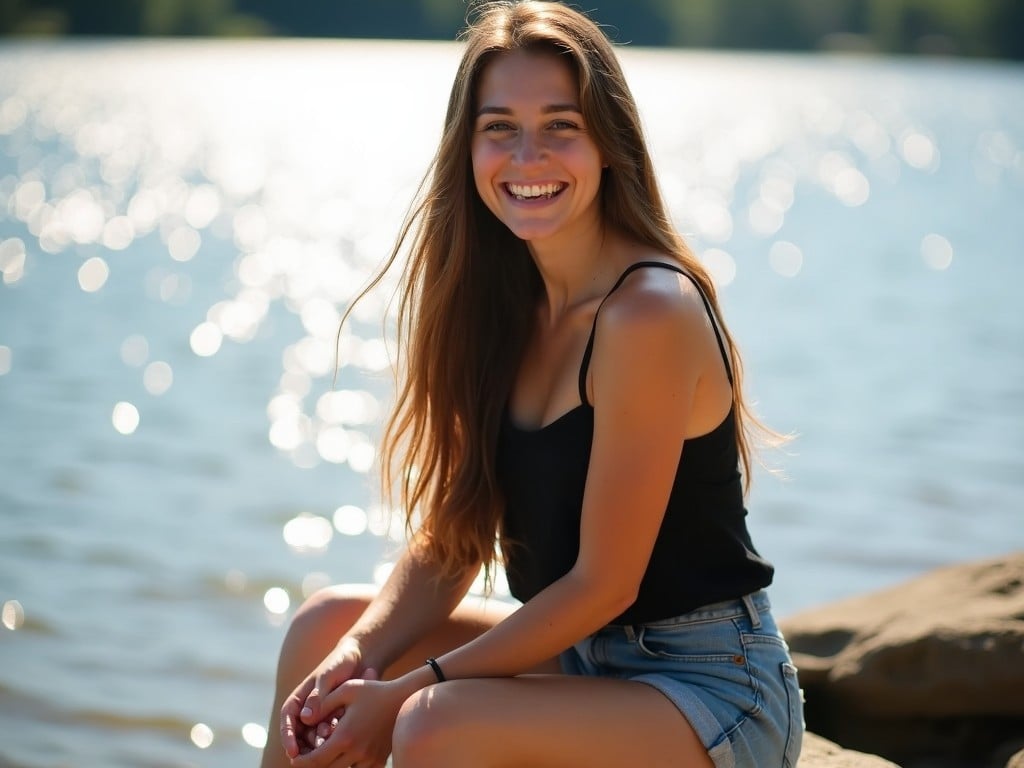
[497,261,774,625]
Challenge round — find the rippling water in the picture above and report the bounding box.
[0,39,1022,767]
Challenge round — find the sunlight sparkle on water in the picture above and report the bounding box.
[921,234,953,271]
[263,587,290,615]
[190,723,214,749]
[0,237,26,284]
[333,505,368,537]
[167,225,201,262]
[2,600,24,630]
[769,241,804,278]
[143,361,173,395]
[120,334,149,367]
[112,401,140,435]
[901,131,939,172]
[283,513,334,553]
[189,321,223,357]
[102,215,135,250]
[77,256,109,292]
[700,248,737,287]
[242,723,268,749]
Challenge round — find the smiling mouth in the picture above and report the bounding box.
[505,182,566,200]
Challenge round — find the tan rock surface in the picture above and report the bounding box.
[798,732,902,767]
[780,553,1024,766]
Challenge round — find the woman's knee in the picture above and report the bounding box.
[391,682,474,767]
[277,584,375,671]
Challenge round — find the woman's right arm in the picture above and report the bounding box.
[280,545,477,757]
[345,544,480,674]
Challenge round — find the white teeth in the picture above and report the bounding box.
[507,182,563,199]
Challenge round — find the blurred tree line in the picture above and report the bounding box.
[1,0,1022,60]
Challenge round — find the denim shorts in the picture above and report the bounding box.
[559,591,804,768]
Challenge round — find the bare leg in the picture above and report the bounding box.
[392,676,715,768]
[259,584,528,768]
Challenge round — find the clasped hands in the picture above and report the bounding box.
[281,641,403,768]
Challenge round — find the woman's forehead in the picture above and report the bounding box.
[475,50,580,109]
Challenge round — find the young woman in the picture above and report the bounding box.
[261,2,803,766]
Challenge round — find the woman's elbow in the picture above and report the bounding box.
[571,567,640,621]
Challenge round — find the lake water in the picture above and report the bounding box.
[0,38,1022,767]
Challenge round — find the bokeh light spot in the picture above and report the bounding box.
[143,361,173,395]
[333,505,368,536]
[902,131,939,171]
[0,346,11,376]
[282,513,334,553]
[242,722,268,749]
[120,334,149,367]
[769,241,804,278]
[77,256,109,292]
[263,587,290,615]
[168,225,201,262]
[921,234,953,271]
[112,401,140,435]
[833,168,870,207]
[190,723,214,749]
[700,248,737,287]
[2,600,25,630]
[0,238,26,284]
[189,321,223,357]
[102,216,135,251]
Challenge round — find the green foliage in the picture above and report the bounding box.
[1,0,1021,60]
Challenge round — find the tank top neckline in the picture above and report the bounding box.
[506,260,733,434]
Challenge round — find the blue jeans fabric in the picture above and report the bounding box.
[559,591,804,768]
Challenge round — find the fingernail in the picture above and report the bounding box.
[315,736,325,748]
[301,707,312,718]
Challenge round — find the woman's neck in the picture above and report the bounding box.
[528,222,633,325]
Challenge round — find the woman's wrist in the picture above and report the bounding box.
[392,661,445,699]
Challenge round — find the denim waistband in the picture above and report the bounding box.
[612,590,771,634]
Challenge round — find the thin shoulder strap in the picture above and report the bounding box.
[577,260,733,406]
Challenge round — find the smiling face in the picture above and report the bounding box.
[471,49,605,248]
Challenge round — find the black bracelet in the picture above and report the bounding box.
[425,657,446,683]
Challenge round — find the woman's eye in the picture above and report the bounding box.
[482,122,514,132]
[550,120,579,130]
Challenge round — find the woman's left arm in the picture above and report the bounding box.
[419,273,715,674]
[299,275,718,766]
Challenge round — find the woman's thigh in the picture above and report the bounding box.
[392,674,714,768]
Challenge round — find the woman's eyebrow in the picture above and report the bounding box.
[475,103,582,117]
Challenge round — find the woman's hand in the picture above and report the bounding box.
[280,637,379,759]
[290,678,411,768]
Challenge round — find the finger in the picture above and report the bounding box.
[362,667,379,681]
[303,654,359,723]
[280,707,302,759]
[317,679,358,716]
[281,678,316,756]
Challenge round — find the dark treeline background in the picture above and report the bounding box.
[2,0,1023,60]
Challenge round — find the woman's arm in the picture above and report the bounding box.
[346,543,480,673]
[283,544,478,757]
[330,268,723,700]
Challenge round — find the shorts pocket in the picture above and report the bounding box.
[780,662,804,768]
[635,617,744,664]
[634,620,759,721]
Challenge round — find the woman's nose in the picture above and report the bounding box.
[513,131,546,166]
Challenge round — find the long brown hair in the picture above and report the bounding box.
[348,1,761,588]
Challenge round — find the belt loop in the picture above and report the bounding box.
[742,593,762,629]
[623,625,637,642]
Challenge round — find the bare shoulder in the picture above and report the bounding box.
[597,260,710,338]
